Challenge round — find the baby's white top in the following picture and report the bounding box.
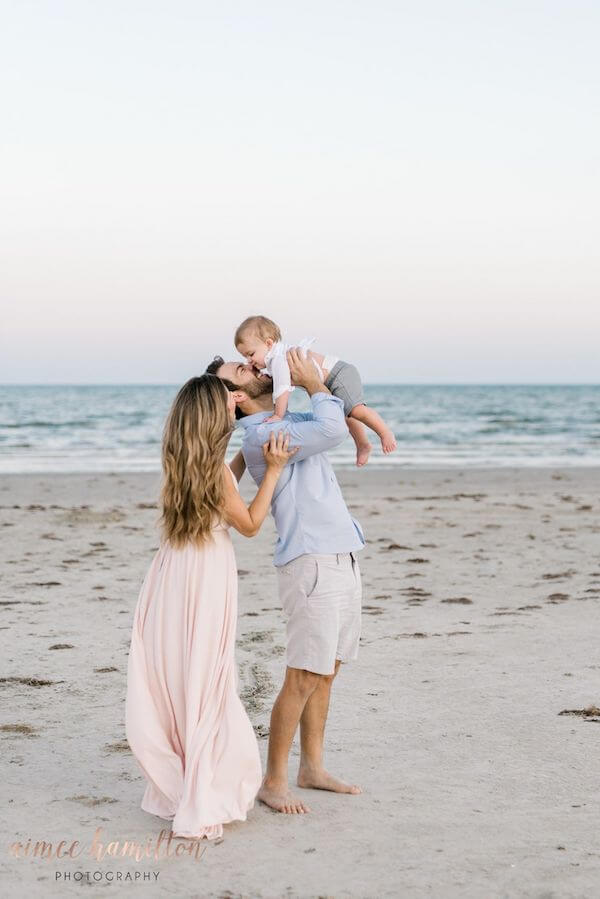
[260,338,339,400]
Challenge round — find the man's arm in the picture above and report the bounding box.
[246,392,348,464]
[243,347,348,467]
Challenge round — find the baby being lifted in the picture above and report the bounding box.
[234,315,397,467]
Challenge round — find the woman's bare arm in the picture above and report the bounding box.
[222,465,279,537]
[221,431,297,538]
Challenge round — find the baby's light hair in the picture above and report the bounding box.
[234,315,281,347]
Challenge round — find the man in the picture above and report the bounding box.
[206,348,365,815]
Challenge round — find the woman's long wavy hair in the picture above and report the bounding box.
[160,374,233,547]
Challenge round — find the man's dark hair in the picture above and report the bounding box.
[205,355,246,419]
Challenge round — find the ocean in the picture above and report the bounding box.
[0,384,599,473]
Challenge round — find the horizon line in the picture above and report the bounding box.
[1,382,599,388]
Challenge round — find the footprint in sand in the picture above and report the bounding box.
[105,740,130,753]
[68,795,119,806]
[0,724,39,737]
[490,609,521,616]
[240,664,274,715]
[542,570,576,581]
[558,706,600,722]
[239,630,274,647]
[441,597,473,605]
[60,508,127,525]
[253,723,270,739]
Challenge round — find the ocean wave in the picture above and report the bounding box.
[1,384,599,472]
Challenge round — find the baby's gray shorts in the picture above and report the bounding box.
[324,360,365,416]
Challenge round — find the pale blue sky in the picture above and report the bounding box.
[1,0,598,383]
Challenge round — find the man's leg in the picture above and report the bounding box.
[257,666,321,814]
[296,660,362,794]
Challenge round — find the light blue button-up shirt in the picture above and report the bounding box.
[238,392,366,567]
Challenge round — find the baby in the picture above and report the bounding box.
[234,315,397,466]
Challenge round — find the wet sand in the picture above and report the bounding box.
[1,466,599,898]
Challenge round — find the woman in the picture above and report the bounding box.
[125,374,296,840]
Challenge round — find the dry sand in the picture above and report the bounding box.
[1,466,599,898]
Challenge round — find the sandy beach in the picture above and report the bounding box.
[1,465,599,898]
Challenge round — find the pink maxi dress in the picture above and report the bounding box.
[125,464,262,839]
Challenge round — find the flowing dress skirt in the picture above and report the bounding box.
[125,526,262,839]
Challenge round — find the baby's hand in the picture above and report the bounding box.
[264,413,283,424]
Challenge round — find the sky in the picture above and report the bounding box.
[1,0,599,384]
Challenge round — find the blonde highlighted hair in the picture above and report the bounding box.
[160,374,233,547]
[234,315,281,347]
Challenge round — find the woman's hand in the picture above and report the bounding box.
[262,430,299,471]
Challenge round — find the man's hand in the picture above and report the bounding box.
[286,348,329,396]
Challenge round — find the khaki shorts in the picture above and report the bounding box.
[276,552,362,675]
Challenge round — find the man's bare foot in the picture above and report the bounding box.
[297,766,362,794]
[257,780,311,814]
[380,428,397,454]
[355,442,371,467]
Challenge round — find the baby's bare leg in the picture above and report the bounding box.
[349,404,397,454]
[347,417,372,467]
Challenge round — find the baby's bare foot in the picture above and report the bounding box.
[297,766,362,794]
[356,442,371,467]
[257,780,310,814]
[381,428,397,454]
